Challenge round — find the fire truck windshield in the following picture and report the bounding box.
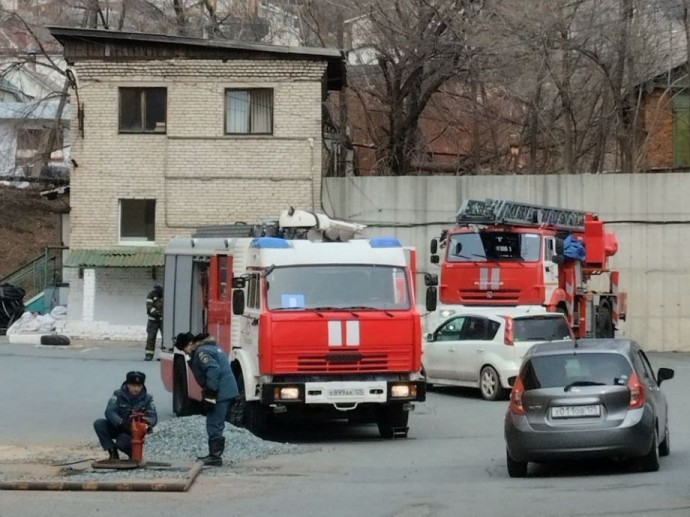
[447,232,541,262]
[266,265,410,311]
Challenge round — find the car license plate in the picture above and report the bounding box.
[328,388,364,397]
[551,405,601,418]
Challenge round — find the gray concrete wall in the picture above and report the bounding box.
[323,173,690,352]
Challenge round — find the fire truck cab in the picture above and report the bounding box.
[429,199,626,339]
[160,209,434,439]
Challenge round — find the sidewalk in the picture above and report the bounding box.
[0,334,142,348]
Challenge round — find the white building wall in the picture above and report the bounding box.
[61,267,163,340]
[323,173,690,352]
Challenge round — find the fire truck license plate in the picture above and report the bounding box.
[328,388,364,397]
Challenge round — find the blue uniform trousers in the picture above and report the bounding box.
[94,418,132,457]
[207,400,230,440]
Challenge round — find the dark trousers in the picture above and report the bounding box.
[207,400,230,441]
[145,319,162,355]
[94,418,132,456]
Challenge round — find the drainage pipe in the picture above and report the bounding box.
[0,461,203,492]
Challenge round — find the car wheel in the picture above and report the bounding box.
[638,431,660,472]
[659,426,671,457]
[480,366,505,401]
[506,449,528,478]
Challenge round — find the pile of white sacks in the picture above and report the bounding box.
[7,306,67,335]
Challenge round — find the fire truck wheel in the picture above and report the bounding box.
[479,366,506,401]
[595,304,614,338]
[173,359,194,417]
[376,404,409,439]
[246,401,271,439]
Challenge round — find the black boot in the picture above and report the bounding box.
[108,448,120,460]
[197,437,224,467]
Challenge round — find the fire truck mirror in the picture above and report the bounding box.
[232,277,246,289]
[551,255,564,265]
[430,255,439,265]
[430,238,438,254]
[425,287,437,313]
[424,273,439,287]
[232,289,245,315]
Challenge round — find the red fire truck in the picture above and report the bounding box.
[160,209,435,439]
[429,199,626,338]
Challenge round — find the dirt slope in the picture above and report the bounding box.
[0,185,68,279]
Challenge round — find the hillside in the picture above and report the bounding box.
[0,185,67,280]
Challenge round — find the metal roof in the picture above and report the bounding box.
[48,26,347,90]
[65,247,164,268]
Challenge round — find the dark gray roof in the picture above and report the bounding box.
[527,338,638,357]
[48,26,346,90]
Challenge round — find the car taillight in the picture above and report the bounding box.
[628,372,646,409]
[510,376,526,415]
[504,316,514,346]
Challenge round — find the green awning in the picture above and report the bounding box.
[65,247,164,268]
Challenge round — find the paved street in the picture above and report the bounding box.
[1,337,690,517]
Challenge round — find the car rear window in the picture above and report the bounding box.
[514,316,572,342]
[521,353,633,389]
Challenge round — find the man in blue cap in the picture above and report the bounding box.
[94,371,158,460]
[175,331,238,466]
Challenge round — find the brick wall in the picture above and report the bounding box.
[642,89,674,169]
[69,59,327,248]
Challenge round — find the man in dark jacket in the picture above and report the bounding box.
[145,285,164,361]
[175,331,238,466]
[93,371,158,460]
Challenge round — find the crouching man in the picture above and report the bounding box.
[94,371,158,460]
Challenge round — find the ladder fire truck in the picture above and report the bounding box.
[160,209,435,439]
[429,199,626,338]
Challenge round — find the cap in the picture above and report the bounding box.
[126,371,146,385]
[174,331,194,351]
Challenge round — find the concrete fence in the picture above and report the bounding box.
[323,173,690,352]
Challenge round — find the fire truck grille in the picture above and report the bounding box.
[461,290,522,303]
[297,353,388,372]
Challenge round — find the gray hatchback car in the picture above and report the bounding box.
[504,339,674,477]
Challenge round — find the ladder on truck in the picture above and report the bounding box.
[456,199,588,232]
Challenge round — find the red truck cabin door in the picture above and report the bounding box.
[208,254,233,355]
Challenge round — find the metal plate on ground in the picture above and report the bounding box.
[91,459,140,470]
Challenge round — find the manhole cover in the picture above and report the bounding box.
[92,459,140,470]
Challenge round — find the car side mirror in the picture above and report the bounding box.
[507,376,516,388]
[232,289,245,315]
[425,287,437,313]
[430,255,439,265]
[430,238,438,255]
[425,332,434,342]
[657,367,674,385]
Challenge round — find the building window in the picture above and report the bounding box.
[119,87,167,133]
[120,199,156,243]
[673,92,690,167]
[225,89,273,134]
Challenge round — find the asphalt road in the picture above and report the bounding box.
[2,337,690,517]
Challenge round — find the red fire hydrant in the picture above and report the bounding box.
[130,413,149,462]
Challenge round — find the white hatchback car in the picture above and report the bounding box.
[422,311,573,400]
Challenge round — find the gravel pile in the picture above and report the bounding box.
[0,416,317,483]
